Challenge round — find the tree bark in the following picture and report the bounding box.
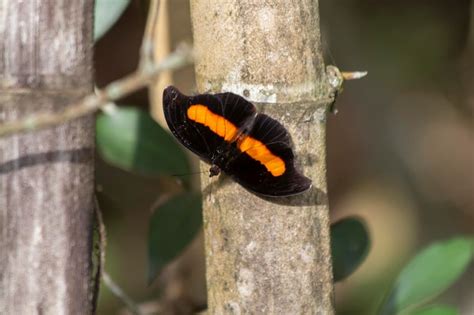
[0,1,95,314]
[191,0,334,314]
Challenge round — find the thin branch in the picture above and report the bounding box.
[140,0,160,68]
[103,271,144,315]
[0,44,193,138]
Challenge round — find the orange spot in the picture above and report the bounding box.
[187,104,286,176]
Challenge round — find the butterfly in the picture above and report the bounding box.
[162,86,311,197]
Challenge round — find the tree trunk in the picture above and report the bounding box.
[0,1,95,314]
[191,0,334,314]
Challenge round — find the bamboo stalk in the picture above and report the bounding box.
[0,1,95,313]
[191,0,335,313]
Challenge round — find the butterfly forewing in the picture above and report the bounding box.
[163,86,256,162]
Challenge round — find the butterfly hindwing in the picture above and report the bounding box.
[224,114,311,196]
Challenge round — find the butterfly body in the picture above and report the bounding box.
[163,86,311,197]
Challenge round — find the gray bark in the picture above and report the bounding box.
[191,0,335,314]
[0,1,95,314]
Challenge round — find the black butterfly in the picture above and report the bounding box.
[163,86,311,197]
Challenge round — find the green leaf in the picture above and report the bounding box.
[380,237,473,315]
[94,0,131,40]
[410,305,458,315]
[331,217,370,282]
[96,107,190,179]
[148,192,202,283]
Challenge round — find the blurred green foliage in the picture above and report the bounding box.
[94,0,131,40]
[148,192,202,284]
[96,107,190,181]
[331,217,370,282]
[410,305,459,315]
[379,237,473,315]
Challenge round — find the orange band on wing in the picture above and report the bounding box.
[238,136,285,176]
[187,104,238,141]
[187,104,286,176]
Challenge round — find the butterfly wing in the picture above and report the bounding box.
[224,114,312,196]
[163,86,256,163]
[163,86,311,196]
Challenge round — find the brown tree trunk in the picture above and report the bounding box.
[0,1,95,314]
[191,0,335,314]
